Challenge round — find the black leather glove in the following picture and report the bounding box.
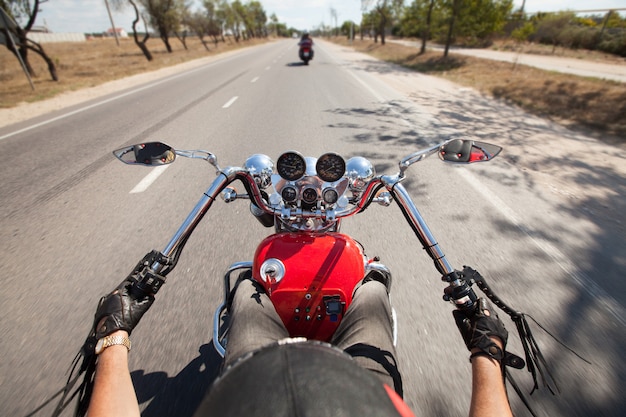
[453,298,508,361]
[93,278,155,339]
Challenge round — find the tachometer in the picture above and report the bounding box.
[316,153,346,183]
[277,151,306,181]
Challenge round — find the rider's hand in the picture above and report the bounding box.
[93,278,154,339]
[453,298,508,361]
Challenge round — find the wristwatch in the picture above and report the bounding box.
[95,335,131,354]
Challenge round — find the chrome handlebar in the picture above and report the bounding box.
[155,166,455,277]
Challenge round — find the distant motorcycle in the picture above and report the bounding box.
[299,39,314,65]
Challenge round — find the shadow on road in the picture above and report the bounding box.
[132,343,222,417]
[324,90,626,416]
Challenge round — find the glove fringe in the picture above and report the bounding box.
[461,266,590,415]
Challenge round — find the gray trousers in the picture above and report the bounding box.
[224,277,403,396]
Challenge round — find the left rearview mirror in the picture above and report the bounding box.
[113,142,176,165]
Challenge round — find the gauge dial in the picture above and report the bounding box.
[322,188,339,204]
[277,151,306,181]
[281,186,298,203]
[316,153,346,182]
[302,187,318,204]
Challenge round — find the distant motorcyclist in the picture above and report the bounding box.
[298,32,314,62]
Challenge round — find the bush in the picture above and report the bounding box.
[598,34,626,56]
[558,26,600,49]
[511,21,536,43]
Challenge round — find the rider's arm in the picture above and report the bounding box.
[84,270,154,417]
[88,330,141,417]
[468,338,513,417]
[453,298,513,417]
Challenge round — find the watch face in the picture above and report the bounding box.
[95,338,105,354]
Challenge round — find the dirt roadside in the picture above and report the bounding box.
[391,39,626,83]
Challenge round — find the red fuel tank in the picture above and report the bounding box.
[252,233,366,341]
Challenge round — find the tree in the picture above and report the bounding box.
[453,0,513,46]
[218,0,242,42]
[202,0,226,45]
[139,0,186,52]
[231,1,266,39]
[361,0,403,45]
[401,0,436,53]
[268,12,278,37]
[443,0,461,56]
[0,0,58,80]
[420,0,435,53]
[340,20,359,40]
[111,0,153,61]
[401,0,513,56]
[184,9,209,50]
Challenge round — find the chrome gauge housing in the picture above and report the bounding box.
[242,151,378,233]
[244,154,274,189]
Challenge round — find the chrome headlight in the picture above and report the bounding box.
[244,154,274,189]
[346,156,375,191]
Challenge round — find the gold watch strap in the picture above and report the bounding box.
[97,335,131,354]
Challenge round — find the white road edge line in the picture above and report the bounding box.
[130,165,170,194]
[343,67,385,101]
[251,76,259,83]
[222,96,238,108]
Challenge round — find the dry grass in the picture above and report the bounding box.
[333,38,626,141]
[0,36,269,108]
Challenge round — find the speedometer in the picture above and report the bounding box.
[316,152,346,182]
[277,151,306,181]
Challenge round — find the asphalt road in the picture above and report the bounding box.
[0,39,624,417]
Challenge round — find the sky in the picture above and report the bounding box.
[29,0,626,34]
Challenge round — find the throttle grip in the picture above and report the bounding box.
[462,266,522,319]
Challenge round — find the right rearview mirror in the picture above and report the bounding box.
[439,140,502,163]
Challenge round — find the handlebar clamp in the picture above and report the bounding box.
[442,270,478,312]
[130,250,171,296]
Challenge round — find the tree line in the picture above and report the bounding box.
[1,0,294,81]
[109,0,281,60]
[352,0,625,57]
[2,0,625,83]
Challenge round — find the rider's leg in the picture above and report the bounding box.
[330,280,403,396]
[224,276,289,366]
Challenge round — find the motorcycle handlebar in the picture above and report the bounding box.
[155,167,458,279]
[149,158,478,314]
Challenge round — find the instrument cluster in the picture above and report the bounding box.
[244,151,375,212]
[275,151,347,210]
